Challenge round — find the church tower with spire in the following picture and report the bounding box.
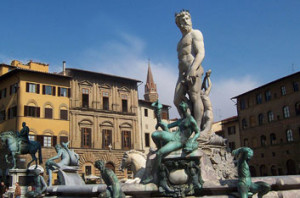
[144,60,158,102]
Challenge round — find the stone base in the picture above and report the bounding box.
[56,169,85,186]
[122,175,300,198]
[6,169,35,198]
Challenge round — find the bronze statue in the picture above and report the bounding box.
[0,123,42,169]
[45,142,79,186]
[25,169,47,198]
[142,101,200,184]
[17,122,30,154]
[233,147,270,198]
[95,160,125,198]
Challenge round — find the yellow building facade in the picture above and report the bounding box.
[0,61,70,179]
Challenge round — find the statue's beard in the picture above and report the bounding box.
[180,24,191,32]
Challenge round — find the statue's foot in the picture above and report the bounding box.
[141,176,154,184]
[160,180,174,193]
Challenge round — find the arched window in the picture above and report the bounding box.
[270,133,276,145]
[267,111,274,122]
[44,104,53,119]
[244,138,249,146]
[286,159,296,175]
[105,162,115,173]
[295,102,300,115]
[260,165,267,176]
[286,129,293,142]
[60,105,68,120]
[242,119,247,129]
[283,106,290,118]
[250,166,256,177]
[271,166,277,176]
[252,137,258,148]
[258,113,263,125]
[260,135,266,147]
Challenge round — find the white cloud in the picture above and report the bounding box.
[78,33,259,121]
[210,76,259,121]
[0,33,259,122]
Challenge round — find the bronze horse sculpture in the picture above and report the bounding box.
[0,131,43,169]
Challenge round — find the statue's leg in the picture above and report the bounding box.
[27,154,37,169]
[237,181,249,198]
[250,181,271,198]
[152,131,176,150]
[12,153,17,169]
[174,79,186,116]
[5,154,9,164]
[48,170,53,186]
[188,76,204,128]
[155,141,183,170]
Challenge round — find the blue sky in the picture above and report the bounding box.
[1,1,300,120]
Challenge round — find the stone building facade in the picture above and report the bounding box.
[215,116,241,152]
[234,71,300,176]
[65,68,141,179]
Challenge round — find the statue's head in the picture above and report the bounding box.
[55,144,62,152]
[179,101,189,113]
[95,160,105,171]
[32,168,41,176]
[22,122,26,127]
[233,147,253,161]
[151,100,163,110]
[245,148,254,160]
[175,10,192,33]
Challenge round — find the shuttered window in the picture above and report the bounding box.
[0,110,5,121]
[8,106,17,119]
[81,128,91,148]
[122,131,131,150]
[26,83,40,94]
[45,108,53,119]
[60,136,68,144]
[60,109,68,120]
[58,87,69,97]
[102,129,112,149]
[36,135,56,147]
[24,106,40,117]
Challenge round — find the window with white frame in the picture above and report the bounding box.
[286,129,293,142]
[29,83,37,93]
[43,136,52,147]
[29,135,35,141]
[267,111,274,122]
[265,90,271,101]
[283,106,290,118]
[281,86,286,96]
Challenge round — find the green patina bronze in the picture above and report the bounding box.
[0,122,43,169]
[25,169,47,198]
[142,100,200,185]
[233,147,270,198]
[45,141,80,186]
[95,160,125,198]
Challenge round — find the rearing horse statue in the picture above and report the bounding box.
[0,131,43,169]
[119,150,147,184]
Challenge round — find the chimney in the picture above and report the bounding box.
[63,61,66,75]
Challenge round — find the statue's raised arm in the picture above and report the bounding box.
[152,100,169,131]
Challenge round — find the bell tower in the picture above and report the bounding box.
[144,60,158,102]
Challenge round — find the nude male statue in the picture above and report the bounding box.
[45,142,79,186]
[174,10,205,128]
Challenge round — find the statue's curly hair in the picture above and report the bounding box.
[175,9,191,26]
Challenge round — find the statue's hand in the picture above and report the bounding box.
[184,139,198,153]
[155,123,159,130]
